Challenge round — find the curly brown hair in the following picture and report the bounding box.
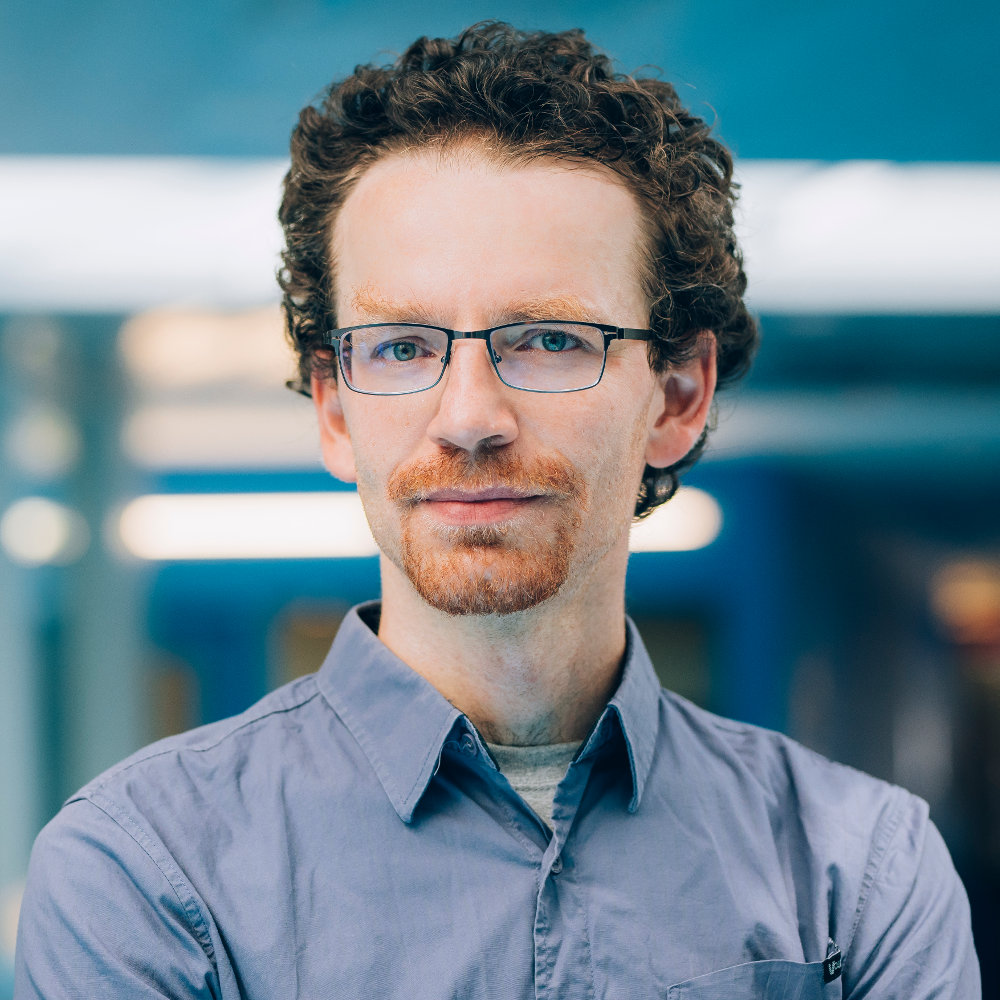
[279,21,758,517]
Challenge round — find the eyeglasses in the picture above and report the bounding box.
[321,321,655,395]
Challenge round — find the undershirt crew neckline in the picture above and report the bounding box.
[486,740,582,829]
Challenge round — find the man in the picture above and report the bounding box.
[16,22,978,998]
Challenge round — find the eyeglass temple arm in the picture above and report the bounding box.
[607,327,655,343]
[288,331,343,397]
[285,378,313,398]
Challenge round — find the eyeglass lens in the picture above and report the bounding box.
[340,322,608,394]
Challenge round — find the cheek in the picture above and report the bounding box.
[587,385,654,463]
[586,403,654,513]
[562,416,648,511]
[341,425,393,514]
[343,402,417,474]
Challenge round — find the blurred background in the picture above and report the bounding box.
[1,0,998,991]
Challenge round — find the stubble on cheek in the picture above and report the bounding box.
[386,449,587,616]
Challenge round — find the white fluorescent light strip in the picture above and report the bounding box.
[629,487,723,552]
[735,161,1000,313]
[117,492,379,560]
[0,158,287,312]
[0,158,998,313]
[116,487,721,561]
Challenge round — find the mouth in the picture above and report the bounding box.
[417,487,546,527]
[386,450,583,533]
[422,487,540,503]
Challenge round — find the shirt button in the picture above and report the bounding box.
[550,855,563,875]
[459,733,477,756]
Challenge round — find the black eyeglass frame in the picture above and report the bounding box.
[319,321,656,396]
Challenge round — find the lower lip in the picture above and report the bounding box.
[421,497,541,526]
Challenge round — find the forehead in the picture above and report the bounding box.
[330,148,650,327]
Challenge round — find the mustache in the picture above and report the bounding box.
[386,449,585,506]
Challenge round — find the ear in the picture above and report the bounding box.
[311,374,358,483]
[644,332,718,469]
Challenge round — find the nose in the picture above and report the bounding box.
[425,340,519,453]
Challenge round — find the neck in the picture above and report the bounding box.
[376,544,629,746]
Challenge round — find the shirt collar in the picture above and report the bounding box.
[316,603,463,823]
[597,616,662,812]
[316,603,662,822]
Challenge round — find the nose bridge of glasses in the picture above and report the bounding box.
[448,329,503,366]
[452,329,494,341]
[444,331,504,378]
[452,329,497,358]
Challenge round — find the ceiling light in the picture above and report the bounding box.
[629,487,723,552]
[116,492,377,560]
[1,497,90,566]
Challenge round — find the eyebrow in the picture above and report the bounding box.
[348,285,437,324]
[347,284,598,327]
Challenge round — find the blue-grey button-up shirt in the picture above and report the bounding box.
[16,604,979,998]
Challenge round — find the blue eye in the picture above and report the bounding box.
[519,327,581,352]
[373,339,426,362]
[390,342,417,361]
[539,330,569,352]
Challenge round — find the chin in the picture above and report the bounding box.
[407,544,570,617]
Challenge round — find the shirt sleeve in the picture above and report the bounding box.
[14,798,219,999]
[845,792,980,998]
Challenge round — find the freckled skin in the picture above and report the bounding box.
[312,148,716,745]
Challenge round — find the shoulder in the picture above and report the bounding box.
[76,672,325,804]
[653,690,979,992]
[35,671,350,895]
[657,686,912,819]
[16,674,337,996]
[654,687,926,885]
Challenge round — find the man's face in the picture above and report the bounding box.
[314,147,705,616]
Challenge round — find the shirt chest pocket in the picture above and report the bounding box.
[667,958,842,999]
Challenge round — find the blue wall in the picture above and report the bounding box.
[3,0,998,159]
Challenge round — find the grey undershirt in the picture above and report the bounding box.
[486,740,582,829]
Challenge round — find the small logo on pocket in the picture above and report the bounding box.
[823,948,843,983]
